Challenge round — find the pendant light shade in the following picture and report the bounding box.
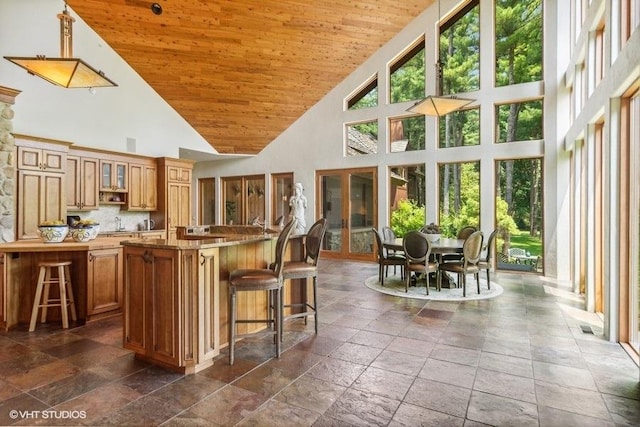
[4,5,117,89]
[407,0,474,117]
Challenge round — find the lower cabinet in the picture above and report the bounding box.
[123,245,219,373]
[87,248,123,317]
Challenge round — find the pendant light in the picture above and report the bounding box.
[4,3,117,89]
[407,0,473,116]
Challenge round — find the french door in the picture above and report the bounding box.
[316,167,377,261]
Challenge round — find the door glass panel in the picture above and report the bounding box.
[222,177,242,225]
[246,176,265,225]
[272,173,293,226]
[350,172,375,254]
[117,164,126,189]
[198,178,215,225]
[102,163,112,188]
[321,174,342,252]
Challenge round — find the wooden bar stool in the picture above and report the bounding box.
[29,261,77,331]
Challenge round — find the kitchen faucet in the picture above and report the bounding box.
[115,216,122,231]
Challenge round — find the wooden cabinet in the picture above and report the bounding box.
[152,158,195,239]
[87,248,123,317]
[66,154,99,211]
[17,145,66,173]
[17,170,66,240]
[15,135,70,240]
[0,253,5,331]
[100,159,128,192]
[124,246,189,369]
[128,161,157,211]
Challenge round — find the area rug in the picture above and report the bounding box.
[364,274,503,301]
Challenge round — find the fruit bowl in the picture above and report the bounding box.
[37,224,69,243]
[425,233,441,243]
[70,227,93,242]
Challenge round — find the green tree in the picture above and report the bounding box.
[390,199,425,237]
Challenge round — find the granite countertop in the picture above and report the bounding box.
[0,236,133,252]
[120,234,277,250]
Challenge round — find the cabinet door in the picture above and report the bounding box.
[17,147,65,172]
[123,246,148,354]
[167,182,191,231]
[67,156,99,210]
[150,248,180,365]
[100,160,128,191]
[198,248,220,363]
[167,166,191,183]
[17,170,65,239]
[87,248,123,316]
[128,163,157,211]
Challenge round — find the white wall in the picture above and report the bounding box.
[0,0,214,158]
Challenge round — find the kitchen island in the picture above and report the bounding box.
[120,233,301,374]
[0,237,130,332]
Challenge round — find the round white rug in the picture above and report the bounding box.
[364,274,503,301]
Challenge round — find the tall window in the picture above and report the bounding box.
[390,40,425,104]
[389,116,425,152]
[439,107,480,148]
[221,175,265,225]
[440,1,480,95]
[272,173,293,226]
[198,178,215,225]
[495,100,543,143]
[495,158,544,273]
[347,75,378,110]
[495,0,543,87]
[439,161,480,237]
[346,121,378,156]
[389,165,426,236]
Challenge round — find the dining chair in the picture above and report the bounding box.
[382,226,402,275]
[403,231,439,294]
[228,218,297,365]
[477,228,499,288]
[439,230,484,297]
[441,225,478,263]
[372,227,405,286]
[281,217,328,337]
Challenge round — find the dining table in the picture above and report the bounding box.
[383,236,466,288]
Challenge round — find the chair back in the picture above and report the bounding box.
[403,231,432,264]
[483,228,499,263]
[305,218,328,265]
[462,231,484,265]
[382,226,396,242]
[273,218,297,278]
[457,226,477,240]
[372,228,386,260]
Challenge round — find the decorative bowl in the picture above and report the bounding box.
[425,233,441,243]
[37,225,69,243]
[70,227,93,242]
[87,224,100,240]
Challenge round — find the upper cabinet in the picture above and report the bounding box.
[100,159,128,192]
[127,160,157,211]
[152,157,194,239]
[14,135,71,239]
[66,150,99,211]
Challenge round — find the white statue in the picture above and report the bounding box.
[289,182,307,235]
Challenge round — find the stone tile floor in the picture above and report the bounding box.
[0,259,638,426]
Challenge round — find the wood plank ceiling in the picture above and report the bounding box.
[66,0,434,155]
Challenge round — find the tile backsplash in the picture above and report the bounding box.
[68,205,152,232]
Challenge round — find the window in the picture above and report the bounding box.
[495,0,543,87]
[271,173,293,226]
[495,158,544,273]
[221,175,265,225]
[390,39,425,104]
[389,116,425,152]
[346,121,378,156]
[347,75,378,110]
[594,22,605,88]
[495,100,543,143]
[440,1,480,95]
[198,178,215,225]
[439,107,480,148]
[439,161,480,237]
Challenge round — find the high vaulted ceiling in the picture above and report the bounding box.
[66,0,433,155]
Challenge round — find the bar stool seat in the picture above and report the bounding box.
[29,261,77,332]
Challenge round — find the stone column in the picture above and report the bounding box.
[0,86,21,243]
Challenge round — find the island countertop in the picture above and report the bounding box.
[0,236,130,252]
[119,233,278,250]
